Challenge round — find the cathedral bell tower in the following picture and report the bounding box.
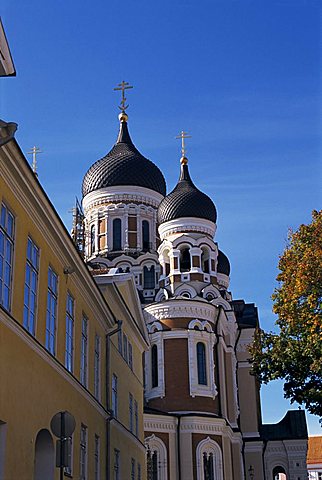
[81,83,166,303]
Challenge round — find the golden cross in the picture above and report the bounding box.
[175,131,191,158]
[27,146,42,175]
[113,80,133,112]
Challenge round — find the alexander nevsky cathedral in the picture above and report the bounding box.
[78,83,308,480]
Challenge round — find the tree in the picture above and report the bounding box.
[251,210,322,418]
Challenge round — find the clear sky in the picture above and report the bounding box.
[1,0,321,434]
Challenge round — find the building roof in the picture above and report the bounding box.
[0,19,16,77]
[307,436,322,464]
[157,160,217,225]
[261,410,308,441]
[82,117,166,197]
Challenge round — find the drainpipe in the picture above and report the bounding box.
[105,320,122,480]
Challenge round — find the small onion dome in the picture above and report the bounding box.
[82,114,166,197]
[157,158,217,224]
[217,250,230,276]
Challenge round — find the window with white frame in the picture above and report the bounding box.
[23,237,39,335]
[94,435,100,480]
[80,424,87,480]
[151,344,158,388]
[46,266,58,354]
[80,315,88,387]
[196,437,223,480]
[90,224,95,255]
[94,334,100,400]
[145,435,168,480]
[145,333,165,401]
[113,218,122,251]
[112,374,118,418]
[65,293,74,372]
[0,203,14,311]
[187,327,217,399]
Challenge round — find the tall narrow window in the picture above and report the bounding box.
[118,328,122,354]
[112,374,118,418]
[134,400,138,436]
[143,265,155,289]
[138,463,141,480]
[23,237,39,335]
[123,333,128,362]
[46,267,58,354]
[128,342,133,370]
[114,449,120,480]
[180,248,191,272]
[151,344,158,388]
[197,342,207,385]
[0,203,14,311]
[90,224,95,255]
[147,450,158,480]
[94,334,100,399]
[142,220,150,251]
[203,452,214,480]
[65,293,74,372]
[80,424,87,480]
[129,393,133,432]
[80,316,88,387]
[94,435,100,480]
[131,458,135,480]
[113,218,122,251]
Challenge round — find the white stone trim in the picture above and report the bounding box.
[158,217,216,240]
[82,185,164,212]
[196,437,223,480]
[188,319,213,333]
[144,414,177,433]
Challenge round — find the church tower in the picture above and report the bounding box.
[82,87,166,303]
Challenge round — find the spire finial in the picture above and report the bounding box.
[175,130,191,164]
[114,80,133,122]
[27,146,42,176]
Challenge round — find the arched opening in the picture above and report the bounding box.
[201,247,210,273]
[151,344,158,388]
[90,224,95,255]
[34,429,55,480]
[144,265,155,289]
[142,220,150,251]
[196,437,223,480]
[180,247,191,272]
[113,218,122,251]
[273,466,287,480]
[145,435,168,480]
[197,342,207,385]
[203,452,214,479]
[162,249,170,277]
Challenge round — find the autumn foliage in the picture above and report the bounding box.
[251,210,322,418]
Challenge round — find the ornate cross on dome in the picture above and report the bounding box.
[176,131,191,159]
[113,81,133,112]
[27,146,42,176]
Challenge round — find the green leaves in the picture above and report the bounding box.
[250,210,322,420]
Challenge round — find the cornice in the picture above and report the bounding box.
[158,217,216,240]
[144,299,219,323]
[83,185,163,212]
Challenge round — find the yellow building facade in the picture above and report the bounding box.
[0,122,148,480]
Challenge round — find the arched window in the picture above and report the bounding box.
[113,219,122,251]
[197,342,207,385]
[90,224,95,255]
[151,344,158,388]
[144,265,155,289]
[180,248,191,272]
[142,220,150,251]
[273,466,287,480]
[201,248,210,273]
[34,429,55,480]
[196,437,223,480]
[145,435,168,480]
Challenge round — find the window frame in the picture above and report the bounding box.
[45,266,58,354]
[65,292,75,373]
[0,202,15,312]
[80,315,88,387]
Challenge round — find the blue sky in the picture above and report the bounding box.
[1,0,321,433]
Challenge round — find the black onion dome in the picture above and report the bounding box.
[82,119,166,197]
[157,161,217,224]
[217,250,230,276]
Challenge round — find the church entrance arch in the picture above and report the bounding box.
[273,466,287,479]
